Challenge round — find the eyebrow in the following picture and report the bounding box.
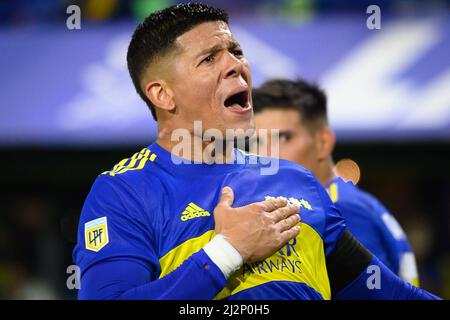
[196,41,241,59]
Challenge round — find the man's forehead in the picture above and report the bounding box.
[175,21,236,53]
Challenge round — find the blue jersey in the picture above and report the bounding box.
[73,142,346,300]
[326,177,419,286]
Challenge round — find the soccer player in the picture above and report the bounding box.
[253,79,420,286]
[73,3,438,300]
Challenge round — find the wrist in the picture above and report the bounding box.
[203,234,243,279]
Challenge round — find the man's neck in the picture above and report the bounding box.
[157,130,236,164]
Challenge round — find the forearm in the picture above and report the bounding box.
[79,235,242,300]
[79,249,227,300]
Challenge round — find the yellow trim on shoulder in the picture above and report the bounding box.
[102,148,156,177]
[327,182,339,203]
[116,148,147,174]
[158,223,331,300]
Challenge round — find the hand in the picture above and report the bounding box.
[213,186,301,263]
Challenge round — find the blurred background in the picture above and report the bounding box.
[0,0,449,299]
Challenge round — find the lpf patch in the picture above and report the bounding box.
[85,217,109,252]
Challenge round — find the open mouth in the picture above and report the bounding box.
[224,90,250,110]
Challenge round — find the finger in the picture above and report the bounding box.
[272,204,300,222]
[280,225,301,244]
[218,186,234,208]
[277,214,300,232]
[257,197,288,212]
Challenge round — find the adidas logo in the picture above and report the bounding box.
[181,202,211,221]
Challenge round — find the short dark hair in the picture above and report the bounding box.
[127,3,229,120]
[252,79,328,131]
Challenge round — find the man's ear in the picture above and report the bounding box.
[144,80,175,112]
[316,127,335,161]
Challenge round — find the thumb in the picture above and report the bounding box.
[218,186,234,208]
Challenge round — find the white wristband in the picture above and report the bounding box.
[203,234,243,279]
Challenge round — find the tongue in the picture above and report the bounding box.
[226,103,245,112]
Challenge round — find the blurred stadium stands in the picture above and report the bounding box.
[0,0,449,299]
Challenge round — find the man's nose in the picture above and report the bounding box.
[223,52,244,79]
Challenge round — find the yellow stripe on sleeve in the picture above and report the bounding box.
[101,148,156,176]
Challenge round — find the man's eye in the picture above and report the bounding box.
[232,49,244,57]
[201,55,215,64]
[279,132,292,143]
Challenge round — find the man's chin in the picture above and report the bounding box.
[220,124,255,153]
[223,122,255,140]
[227,113,255,131]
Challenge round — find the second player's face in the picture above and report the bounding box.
[169,21,254,138]
[254,108,321,174]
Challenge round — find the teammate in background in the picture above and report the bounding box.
[253,78,420,286]
[73,4,437,299]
